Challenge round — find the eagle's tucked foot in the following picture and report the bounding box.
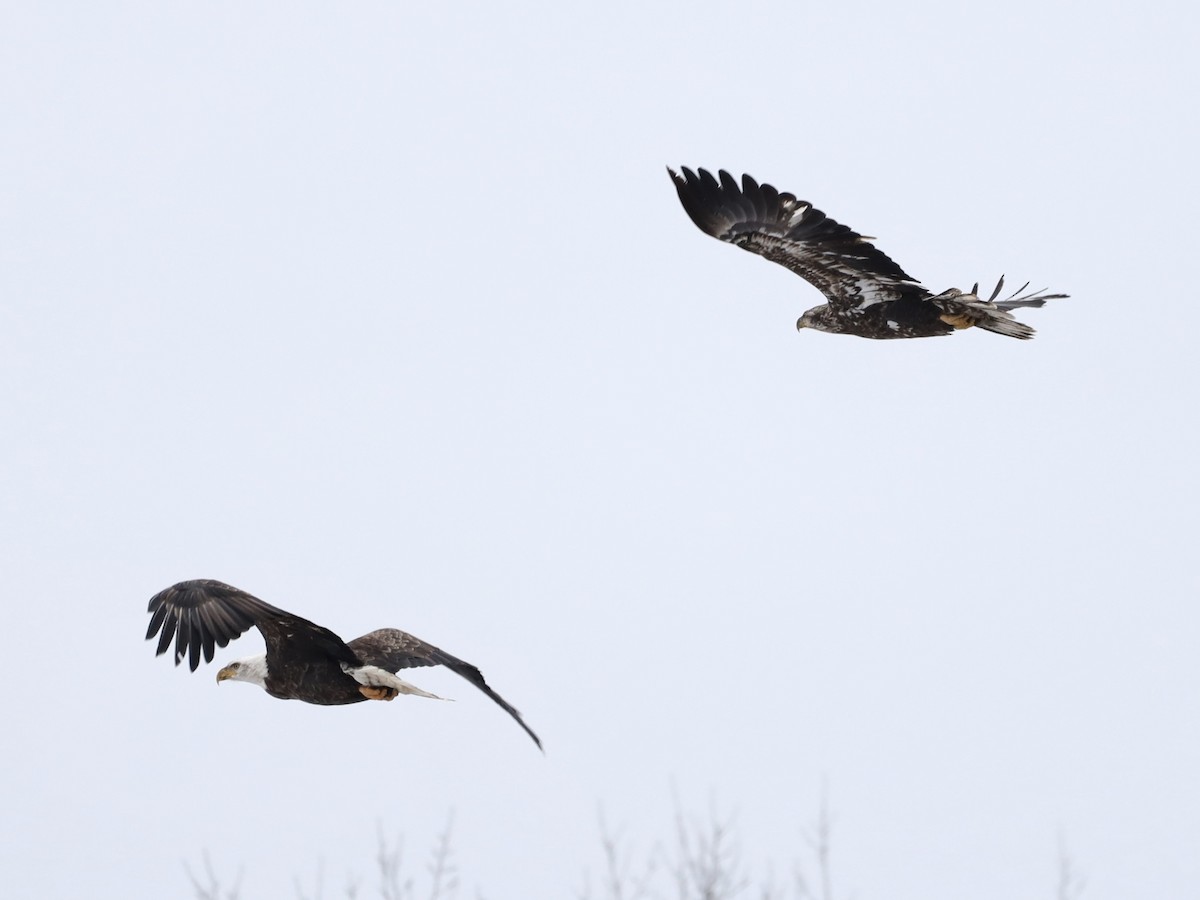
[938,312,975,329]
[359,685,398,701]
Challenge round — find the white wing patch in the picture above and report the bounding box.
[783,199,811,228]
[847,270,910,308]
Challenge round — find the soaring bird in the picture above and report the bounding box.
[668,167,1066,339]
[145,579,541,749]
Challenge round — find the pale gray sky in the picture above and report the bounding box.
[2,2,1197,898]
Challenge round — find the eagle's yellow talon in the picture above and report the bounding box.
[359,685,398,701]
[938,313,975,329]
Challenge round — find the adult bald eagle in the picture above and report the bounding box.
[146,579,541,749]
[668,167,1066,340]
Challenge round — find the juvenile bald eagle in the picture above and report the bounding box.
[146,579,541,749]
[668,167,1067,340]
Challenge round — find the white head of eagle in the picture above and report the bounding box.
[216,655,268,688]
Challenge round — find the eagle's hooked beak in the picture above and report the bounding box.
[216,664,236,684]
[796,318,808,331]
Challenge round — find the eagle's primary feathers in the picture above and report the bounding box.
[669,167,1066,340]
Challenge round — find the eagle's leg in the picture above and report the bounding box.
[358,685,399,701]
[938,312,975,329]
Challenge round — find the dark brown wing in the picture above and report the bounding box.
[669,167,928,313]
[349,628,542,750]
[146,579,290,670]
[146,578,357,674]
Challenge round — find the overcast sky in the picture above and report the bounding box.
[2,2,1198,898]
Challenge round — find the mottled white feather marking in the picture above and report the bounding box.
[343,663,447,701]
[784,200,810,228]
[853,272,906,308]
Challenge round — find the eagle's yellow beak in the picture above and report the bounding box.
[216,664,236,684]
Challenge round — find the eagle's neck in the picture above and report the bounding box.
[797,304,850,334]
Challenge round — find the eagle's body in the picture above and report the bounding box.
[146,579,541,748]
[669,167,1066,340]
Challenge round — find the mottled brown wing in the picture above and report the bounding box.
[669,167,927,313]
[349,628,542,750]
[145,579,288,671]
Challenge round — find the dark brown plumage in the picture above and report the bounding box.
[669,167,1066,339]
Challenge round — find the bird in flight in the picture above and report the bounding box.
[668,167,1066,339]
[146,578,542,749]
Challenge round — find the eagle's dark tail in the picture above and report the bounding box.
[971,309,1038,340]
[960,276,1069,340]
[971,276,1069,310]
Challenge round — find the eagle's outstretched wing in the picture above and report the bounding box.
[146,579,354,672]
[146,579,288,671]
[669,167,927,312]
[349,628,543,750]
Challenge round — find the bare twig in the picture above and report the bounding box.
[795,784,835,900]
[577,808,658,900]
[670,794,749,900]
[376,825,413,900]
[185,850,243,900]
[294,857,325,900]
[427,814,460,900]
[1056,834,1086,900]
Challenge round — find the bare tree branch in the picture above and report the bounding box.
[183,793,1079,900]
[185,850,243,900]
[795,783,835,900]
[669,794,749,900]
[427,814,460,900]
[294,856,325,900]
[1056,833,1086,900]
[577,808,658,900]
[376,825,412,900]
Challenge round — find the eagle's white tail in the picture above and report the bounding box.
[344,663,448,701]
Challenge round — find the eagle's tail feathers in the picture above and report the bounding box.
[344,663,448,701]
[986,275,1005,302]
[980,276,1068,310]
[971,309,1037,340]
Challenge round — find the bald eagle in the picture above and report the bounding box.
[146,579,541,749]
[668,167,1067,340]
